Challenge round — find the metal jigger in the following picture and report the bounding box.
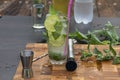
[66,39,77,71]
[20,50,34,79]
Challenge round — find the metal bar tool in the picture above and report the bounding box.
[66,39,77,71]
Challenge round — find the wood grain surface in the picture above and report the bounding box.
[13,43,120,80]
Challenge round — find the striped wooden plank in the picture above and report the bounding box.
[13,43,120,80]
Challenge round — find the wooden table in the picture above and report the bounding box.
[13,43,120,80]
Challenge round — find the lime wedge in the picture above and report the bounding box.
[44,15,59,32]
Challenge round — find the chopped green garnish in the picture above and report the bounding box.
[102,49,113,61]
[48,52,65,61]
[44,5,67,47]
[80,50,93,60]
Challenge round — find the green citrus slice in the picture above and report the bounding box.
[44,15,59,32]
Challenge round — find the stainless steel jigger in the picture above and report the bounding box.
[20,50,34,79]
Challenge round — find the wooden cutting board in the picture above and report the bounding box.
[13,43,120,80]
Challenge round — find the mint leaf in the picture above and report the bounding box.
[112,56,120,64]
[52,32,61,40]
[49,5,57,15]
[52,21,63,40]
[76,31,88,40]
[80,51,92,60]
[48,51,65,61]
[87,31,104,45]
[94,47,103,60]
[54,21,62,32]
[109,42,116,56]
[105,21,119,42]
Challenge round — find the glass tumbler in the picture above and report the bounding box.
[47,17,68,65]
[32,3,45,29]
[48,38,67,65]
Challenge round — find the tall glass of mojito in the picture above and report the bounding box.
[44,6,68,65]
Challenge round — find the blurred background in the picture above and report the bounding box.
[0,0,32,16]
[0,0,120,17]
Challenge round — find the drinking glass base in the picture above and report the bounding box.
[32,24,44,29]
[49,59,66,65]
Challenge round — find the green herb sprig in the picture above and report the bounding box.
[69,21,120,64]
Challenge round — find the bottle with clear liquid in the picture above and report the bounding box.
[74,0,93,24]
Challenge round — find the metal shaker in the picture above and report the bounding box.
[20,50,34,79]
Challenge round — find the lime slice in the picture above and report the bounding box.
[44,15,59,32]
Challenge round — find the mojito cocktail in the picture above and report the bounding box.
[44,6,68,64]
